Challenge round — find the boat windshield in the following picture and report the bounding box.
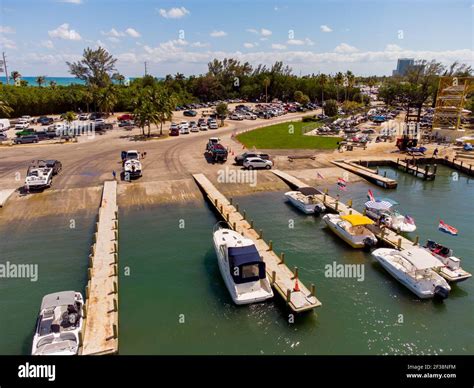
[228,245,266,284]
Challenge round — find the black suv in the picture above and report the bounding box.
[234,152,270,165]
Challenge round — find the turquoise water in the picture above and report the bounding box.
[0,76,85,86]
[0,165,473,354]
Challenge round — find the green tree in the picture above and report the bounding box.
[67,47,117,88]
[318,73,328,105]
[324,99,338,117]
[36,76,46,87]
[112,72,126,85]
[97,85,118,115]
[63,111,76,124]
[334,72,344,102]
[216,102,228,126]
[263,77,270,103]
[0,99,13,117]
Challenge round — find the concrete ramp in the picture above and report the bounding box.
[0,189,15,207]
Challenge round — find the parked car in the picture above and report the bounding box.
[118,120,135,128]
[179,121,189,129]
[243,112,257,120]
[118,114,133,121]
[15,119,30,130]
[229,113,243,120]
[169,127,180,136]
[179,126,190,134]
[15,128,35,137]
[209,121,218,130]
[0,132,8,141]
[243,157,273,170]
[44,160,62,175]
[14,135,39,144]
[78,113,89,121]
[183,110,197,117]
[190,124,199,133]
[38,116,54,126]
[235,152,270,166]
[0,118,11,131]
[199,123,208,131]
[34,131,57,141]
[21,115,33,123]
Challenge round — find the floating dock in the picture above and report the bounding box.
[271,169,417,251]
[81,181,119,355]
[193,173,321,313]
[0,189,15,207]
[331,160,398,189]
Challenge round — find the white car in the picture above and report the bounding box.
[179,121,189,129]
[15,119,30,130]
[229,113,243,120]
[179,126,190,134]
[243,157,273,170]
[209,121,218,130]
[190,125,199,132]
[94,118,105,125]
[243,112,257,120]
[199,124,208,131]
[21,115,33,123]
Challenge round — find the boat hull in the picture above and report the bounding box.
[323,215,376,249]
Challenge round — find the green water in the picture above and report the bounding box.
[0,166,473,354]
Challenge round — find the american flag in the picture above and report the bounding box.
[367,189,375,201]
[337,177,347,191]
[438,220,458,236]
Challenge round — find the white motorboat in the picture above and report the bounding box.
[122,150,142,179]
[25,160,53,190]
[423,240,472,283]
[212,222,273,305]
[365,199,416,233]
[32,291,84,355]
[284,187,326,215]
[371,247,451,299]
[322,214,377,249]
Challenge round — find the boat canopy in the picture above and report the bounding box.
[376,197,399,205]
[341,214,374,226]
[402,247,444,270]
[228,245,266,284]
[298,187,322,196]
[365,200,392,210]
[41,291,76,310]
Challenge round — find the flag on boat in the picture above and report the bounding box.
[316,172,325,179]
[438,220,458,236]
[367,189,375,201]
[337,177,347,191]
[404,215,415,225]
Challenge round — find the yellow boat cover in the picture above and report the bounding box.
[340,214,374,226]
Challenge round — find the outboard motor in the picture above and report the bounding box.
[363,237,376,250]
[434,285,450,300]
[314,204,325,216]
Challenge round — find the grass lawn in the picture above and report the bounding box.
[236,121,342,149]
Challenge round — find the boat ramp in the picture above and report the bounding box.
[0,189,15,207]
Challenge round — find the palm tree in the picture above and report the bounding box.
[36,75,46,87]
[97,85,117,115]
[0,99,13,117]
[334,72,344,102]
[49,80,57,89]
[345,70,355,101]
[318,73,328,105]
[132,87,160,137]
[216,102,228,126]
[263,77,270,103]
[11,71,21,86]
[111,72,125,85]
[63,111,76,124]
[152,86,174,136]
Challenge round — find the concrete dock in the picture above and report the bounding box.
[193,173,321,313]
[0,189,15,207]
[332,160,398,189]
[81,181,119,355]
[271,169,416,251]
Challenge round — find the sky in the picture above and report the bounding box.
[0,0,473,77]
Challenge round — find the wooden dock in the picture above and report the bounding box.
[81,181,119,355]
[0,189,15,207]
[271,169,417,251]
[192,173,321,313]
[395,158,436,180]
[331,160,398,189]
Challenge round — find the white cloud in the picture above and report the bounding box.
[244,42,258,48]
[210,30,227,38]
[0,36,16,49]
[247,28,272,37]
[48,23,82,40]
[57,0,83,4]
[305,38,315,46]
[41,40,54,49]
[0,26,15,34]
[107,37,120,43]
[102,28,124,38]
[385,44,402,51]
[125,28,141,38]
[272,44,287,50]
[191,41,210,48]
[334,43,358,53]
[158,7,190,19]
[287,39,305,46]
[320,25,333,33]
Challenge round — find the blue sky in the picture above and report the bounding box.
[0,0,473,77]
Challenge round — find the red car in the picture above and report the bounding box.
[169,127,180,136]
[118,114,134,121]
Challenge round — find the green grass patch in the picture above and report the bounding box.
[236,121,342,149]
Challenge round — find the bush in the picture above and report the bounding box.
[324,99,338,117]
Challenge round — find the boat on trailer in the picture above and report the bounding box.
[322,214,377,249]
[284,187,326,215]
[122,150,142,179]
[25,160,53,191]
[423,240,472,283]
[371,247,451,299]
[31,291,84,355]
[212,222,273,305]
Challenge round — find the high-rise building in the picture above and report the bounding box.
[392,58,415,76]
